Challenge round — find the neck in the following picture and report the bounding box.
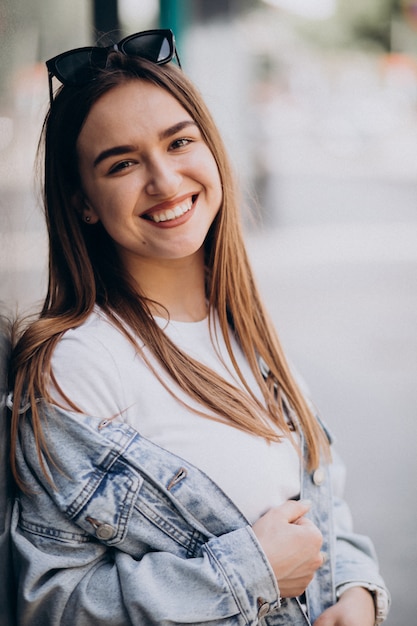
[127,250,208,322]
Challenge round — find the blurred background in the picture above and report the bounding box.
[0,1,416,623]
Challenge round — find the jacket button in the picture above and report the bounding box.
[257,598,270,619]
[312,467,325,486]
[95,523,115,540]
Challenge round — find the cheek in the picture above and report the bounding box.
[83,182,139,221]
[211,168,223,209]
[198,152,223,201]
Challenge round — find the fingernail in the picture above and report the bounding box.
[299,499,312,507]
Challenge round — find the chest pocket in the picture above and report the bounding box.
[132,480,208,558]
[68,456,208,560]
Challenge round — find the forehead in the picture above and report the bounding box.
[77,80,192,150]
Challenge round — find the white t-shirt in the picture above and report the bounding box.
[50,307,300,524]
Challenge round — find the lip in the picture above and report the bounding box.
[141,193,198,228]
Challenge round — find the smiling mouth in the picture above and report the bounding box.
[144,196,195,223]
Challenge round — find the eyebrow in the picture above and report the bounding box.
[159,120,197,140]
[92,120,198,168]
[93,145,136,168]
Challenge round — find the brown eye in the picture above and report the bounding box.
[109,160,135,174]
[171,138,192,150]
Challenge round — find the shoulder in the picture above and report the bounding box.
[49,308,138,418]
[53,308,137,363]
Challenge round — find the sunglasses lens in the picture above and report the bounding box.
[54,48,108,84]
[122,32,173,64]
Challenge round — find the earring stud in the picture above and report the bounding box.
[84,216,91,223]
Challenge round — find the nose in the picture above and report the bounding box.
[145,157,182,197]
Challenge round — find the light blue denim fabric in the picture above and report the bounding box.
[11,401,388,625]
[0,324,16,626]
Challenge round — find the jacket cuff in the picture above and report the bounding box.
[337,582,390,625]
[206,526,280,623]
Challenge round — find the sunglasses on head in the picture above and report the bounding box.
[46,29,181,104]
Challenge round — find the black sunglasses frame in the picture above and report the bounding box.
[46,29,181,104]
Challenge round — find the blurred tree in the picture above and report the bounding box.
[337,0,402,50]
[280,0,405,52]
[0,0,40,96]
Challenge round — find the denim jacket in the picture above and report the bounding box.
[0,329,16,626]
[11,400,389,626]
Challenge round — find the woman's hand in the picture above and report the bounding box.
[313,586,376,625]
[252,500,324,598]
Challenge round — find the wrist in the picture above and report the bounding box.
[338,583,390,625]
[339,586,375,611]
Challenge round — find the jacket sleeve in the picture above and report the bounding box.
[0,326,16,626]
[12,405,280,626]
[12,511,278,626]
[330,448,390,619]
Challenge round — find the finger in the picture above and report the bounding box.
[279,499,312,523]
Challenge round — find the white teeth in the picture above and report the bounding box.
[148,198,193,223]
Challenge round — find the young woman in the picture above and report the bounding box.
[9,30,389,625]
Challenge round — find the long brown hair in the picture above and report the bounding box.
[10,53,329,488]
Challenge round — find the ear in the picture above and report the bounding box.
[72,192,100,225]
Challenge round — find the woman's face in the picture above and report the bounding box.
[76,80,222,276]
